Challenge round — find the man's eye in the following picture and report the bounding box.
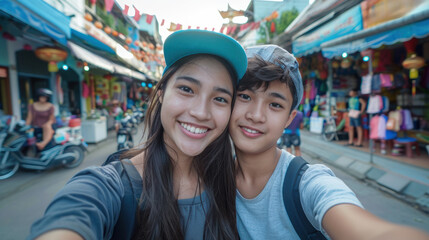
[270,103,283,109]
[238,94,250,100]
[179,86,193,93]
[214,97,228,103]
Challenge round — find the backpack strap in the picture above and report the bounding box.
[107,156,141,239]
[283,156,327,240]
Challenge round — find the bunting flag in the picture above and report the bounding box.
[104,0,114,12]
[146,14,154,24]
[168,22,177,31]
[160,19,165,26]
[133,5,141,22]
[176,24,182,31]
[270,21,276,33]
[220,26,225,33]
[188,25,191,29]
[122,4,129,15]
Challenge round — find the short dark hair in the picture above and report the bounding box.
[238,56,297,113]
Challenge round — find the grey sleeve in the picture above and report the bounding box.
[28,165,125,240]
[299,164,363,232]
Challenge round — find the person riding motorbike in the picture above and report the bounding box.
[25,88,55,150]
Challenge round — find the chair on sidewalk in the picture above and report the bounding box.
[393,137,420,158]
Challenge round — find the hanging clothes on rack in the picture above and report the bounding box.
[367,95,383,114]
[361,75,372,94]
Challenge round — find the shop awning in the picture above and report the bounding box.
[68,42,115,72]
[0,0,71,45]
[71,29,115,55]
[321,9,429,58]
[113,63,146,81]
[292,5,363,57]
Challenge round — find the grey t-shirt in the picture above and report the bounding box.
[236,150,363,239]
[28,159,208,240]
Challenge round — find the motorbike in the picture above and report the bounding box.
[0,117,87,180]
[116,114,135,151]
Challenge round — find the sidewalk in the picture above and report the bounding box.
[300,130,429,213]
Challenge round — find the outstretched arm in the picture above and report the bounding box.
[35,230,82,240]
[323,204,429,240]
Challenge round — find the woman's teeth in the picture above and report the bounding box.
[181,123,208,134]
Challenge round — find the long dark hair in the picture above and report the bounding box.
[124,54,239,240]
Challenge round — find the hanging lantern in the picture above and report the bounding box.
[402,54,425,70]
[125,37,132,45]
[124,45,129,50]
[149,43,155,50]
[94,21,103,29]
[142,41,147,47]
[35,46,68,72]
[134,40,140,46]
[84,13,93,22]
[104,26,112,34]
[112,30,118,37]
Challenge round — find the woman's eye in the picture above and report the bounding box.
[179,86,193,93]
[214,97,228,103]
[270,103,283,109]
[238,94,250,100]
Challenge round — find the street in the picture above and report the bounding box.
[0,138,428,240]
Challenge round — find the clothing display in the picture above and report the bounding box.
[366,95,383,114]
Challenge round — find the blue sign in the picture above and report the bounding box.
[293,5,363,57]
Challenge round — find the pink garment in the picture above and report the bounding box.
[370,115,380,139]
[380,74,392,88]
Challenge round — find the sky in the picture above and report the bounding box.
[116,0,315,42]
[116,0,252,41]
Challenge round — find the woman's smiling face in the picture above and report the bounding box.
[160,55,234,159]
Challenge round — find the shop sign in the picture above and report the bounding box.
[361,0,429,29]
[84,22,117,51]
[293,5,363,56]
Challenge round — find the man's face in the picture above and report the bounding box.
[229,79,297,155]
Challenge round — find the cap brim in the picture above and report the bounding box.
[163,30,247,81]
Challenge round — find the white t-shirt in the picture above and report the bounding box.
[236,150,363,239]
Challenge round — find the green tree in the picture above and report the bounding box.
[257,7,299,43]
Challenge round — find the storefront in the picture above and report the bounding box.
[291,0,429,159]
[0,0,71,119]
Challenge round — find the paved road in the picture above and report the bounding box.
[0,142,428,240]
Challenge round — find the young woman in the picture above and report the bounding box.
[28,29,247,240]
[25,88,55,150]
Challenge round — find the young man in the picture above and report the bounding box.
[283,110,303,156]
[229,45,429,239]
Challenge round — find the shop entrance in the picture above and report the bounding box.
[0,66,12,115]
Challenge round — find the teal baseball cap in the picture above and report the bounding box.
[163,29,247,82]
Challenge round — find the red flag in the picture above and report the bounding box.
[226,26,232,34]
[204,27,207,30]
[176,24,182,31]
[270,21,276,33]
[146,14,154,24]
[133,6,141,22]
[160,19,165,26]
[220,26,225,33]
[104,0,114,12]
[188,25,191,29]
[196,26,200,29]
[212,27,215,31]
[122,5,129,15]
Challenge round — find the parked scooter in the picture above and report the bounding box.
[116,114,135,151]
[0,117,87,180]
